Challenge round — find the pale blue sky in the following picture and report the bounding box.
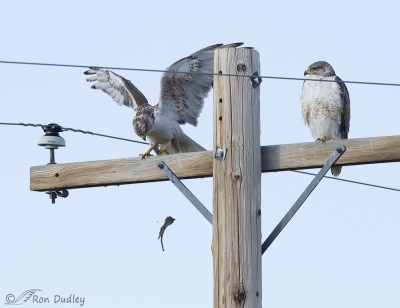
[1,1,400,307]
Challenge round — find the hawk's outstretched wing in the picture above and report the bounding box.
[159,43,243,126]
[84,68,149,110]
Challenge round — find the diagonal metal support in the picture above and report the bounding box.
[158,161,213,224]
[262,145,346,254]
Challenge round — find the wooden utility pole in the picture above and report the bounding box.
[212,48,261,307]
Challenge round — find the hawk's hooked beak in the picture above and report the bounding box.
[140,135,146,141]
[304,68,312,76]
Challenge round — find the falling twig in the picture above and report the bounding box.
[158,216,175,251]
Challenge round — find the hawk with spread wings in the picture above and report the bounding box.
[301,61,350,176]
[84,43,243,158]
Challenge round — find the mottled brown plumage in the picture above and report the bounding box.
[84,43,243,157]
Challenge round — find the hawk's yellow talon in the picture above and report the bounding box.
[159,146,170,155]
[139,152,153,159]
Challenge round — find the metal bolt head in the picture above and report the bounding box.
[214,146,227,161]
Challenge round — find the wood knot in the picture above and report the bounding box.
[236,64,246,72]
[233,284,246,304]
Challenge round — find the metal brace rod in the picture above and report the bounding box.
[262,145,346,254]
[158,161,213,224]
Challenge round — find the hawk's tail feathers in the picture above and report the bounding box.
[331,165,342,177]
[177,133,206,153]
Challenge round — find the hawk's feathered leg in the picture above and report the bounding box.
[170,137,180,154]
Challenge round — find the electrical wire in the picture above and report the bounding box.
[61,126,148,145]
[1,60,400,87]
[0,122,45,128]
[0,122,148,145]
[292,170,400,192]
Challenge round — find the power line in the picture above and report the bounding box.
[1,60,400,87]
[61,126,148,145]
[0,122,148,145]
[0,122,46,129]
[292,170,400,192]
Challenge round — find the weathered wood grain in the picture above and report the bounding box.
[30,135,400,191]
[30,151,213,191]
[262,135,400,171]
[212,47,262,308]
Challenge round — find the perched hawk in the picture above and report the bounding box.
[301,61,350,176]
[84,43,243,158]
